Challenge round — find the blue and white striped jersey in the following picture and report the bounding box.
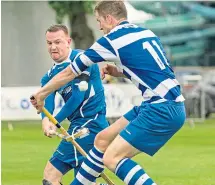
[70,21,185,103]
[41,49,108,129]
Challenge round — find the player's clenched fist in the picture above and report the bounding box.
[30,93,44,113]
[101,64,124,79]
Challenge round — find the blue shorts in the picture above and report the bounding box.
[50,127,96,175]
[120,101,186,156]
[49,115,109,175]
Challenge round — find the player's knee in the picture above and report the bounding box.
[94,132,110,151]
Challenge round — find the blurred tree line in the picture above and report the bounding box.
[49,1,95,49]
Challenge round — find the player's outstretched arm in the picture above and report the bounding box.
[31,66,76,113]
[31,36,117,112]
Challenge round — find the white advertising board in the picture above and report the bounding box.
[1,84,143,120]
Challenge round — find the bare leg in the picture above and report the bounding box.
[43,161,63,185]
[70,116,129,185]
[94,116,129,151]
[103,135,140,171]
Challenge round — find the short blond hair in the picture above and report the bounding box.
[46,24,69,36]
[94,0,127,20]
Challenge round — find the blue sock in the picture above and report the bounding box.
[71,146,104,185]
[115,158,156,185]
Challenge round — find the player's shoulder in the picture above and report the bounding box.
[41,63,56,82]
[105,21,146,40]
[41,72,49,84]
[40,65,53,85]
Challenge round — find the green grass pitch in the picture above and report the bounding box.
[2,119,215,185]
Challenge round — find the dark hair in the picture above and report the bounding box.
[46,24,69,35]
[94,0,127,19]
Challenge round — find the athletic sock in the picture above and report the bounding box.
[115,158,156,185]
[71,146,104,185]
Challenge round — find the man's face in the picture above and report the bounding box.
[95,11,113,34]
[46,30,71,62]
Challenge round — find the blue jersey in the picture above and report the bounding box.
[41,49,107,129]
[70,21,185,104]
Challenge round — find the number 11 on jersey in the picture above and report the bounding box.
[143,40,169,70]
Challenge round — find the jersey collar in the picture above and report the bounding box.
[107,20,130,35]
[118,20,129,25]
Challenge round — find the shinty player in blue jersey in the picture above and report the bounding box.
[31,2,186,185]
[36,24,109,185]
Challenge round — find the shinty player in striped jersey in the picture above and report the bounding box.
[31,1,186,185]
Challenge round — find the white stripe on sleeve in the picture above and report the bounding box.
[79,54,94,67]
[69,64,79,76]
[91,42,117,61]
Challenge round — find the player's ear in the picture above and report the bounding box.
[67,38,72,46]
[106,14,112,23]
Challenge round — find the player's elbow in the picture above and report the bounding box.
[64,66,76,80]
